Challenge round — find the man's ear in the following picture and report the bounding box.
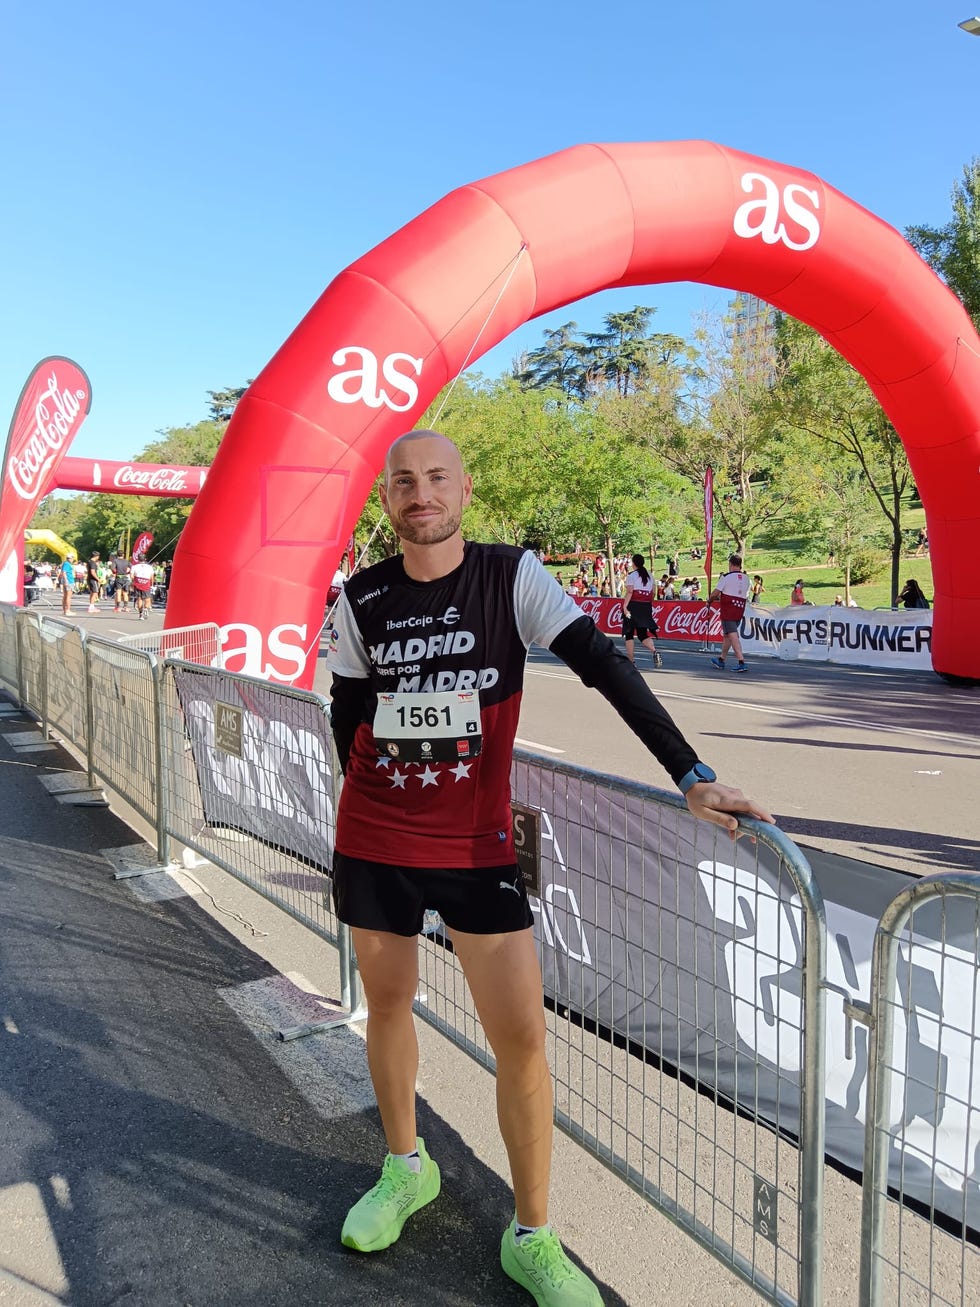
[462,473,473,506]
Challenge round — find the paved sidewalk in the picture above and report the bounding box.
[0,694,782,1306]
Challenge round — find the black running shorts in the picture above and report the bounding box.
[331,853,534,937]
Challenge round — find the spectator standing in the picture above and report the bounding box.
[790,580,806,606]
[897,578,930,609]
[328,429,772,1305]
[750,574,765,604]
[131,558,155,619]
[112,555,132,612]
[23,560,38,605]
[709,553,750,673]
[85,552,101,613]
[58,556,75,616]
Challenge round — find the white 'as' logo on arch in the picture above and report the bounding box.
[733,172,821,252]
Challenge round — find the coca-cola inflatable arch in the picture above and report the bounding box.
[166,141,980,685]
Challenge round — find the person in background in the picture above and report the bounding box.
[622,553,662,668]
[58,555,75,616]
[131,557,155,619]
[85,552,101,613]
[750,574,765,604]
[329,429,774,1307]
[709,553,750,673]
[834,594,845,607]
[112,555,132,613]
[23,560,38,605]
[790,580,806,606]
[897,578,931,609]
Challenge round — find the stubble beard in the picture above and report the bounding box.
[392,509,462,547]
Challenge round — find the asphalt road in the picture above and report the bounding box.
[59,599,980,878]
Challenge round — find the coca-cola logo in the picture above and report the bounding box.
[657,604,715,637]
[6,370,88,502]
[113,464,189,492]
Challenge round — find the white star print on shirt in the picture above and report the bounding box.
[449,761,472,781]
[389,769,408,789]
[417,765,440,787]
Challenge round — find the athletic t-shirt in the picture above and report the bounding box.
[131,561,155,592]
[330,544,580,868]
[714,570,750,622]
[624,569,655,622]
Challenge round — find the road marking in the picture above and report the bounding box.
[514,736,564,754]
[526,668,980,748]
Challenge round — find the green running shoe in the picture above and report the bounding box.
[341,1138,441,1252]
[500,1220,604,1306]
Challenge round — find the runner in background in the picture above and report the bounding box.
[622,553,662,668]
[112,555,132,613]
[709,553,750,673]
[131,557,155,619]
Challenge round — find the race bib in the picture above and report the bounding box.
[373,690,482,763]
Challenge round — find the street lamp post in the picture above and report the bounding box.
[958,16,980,34]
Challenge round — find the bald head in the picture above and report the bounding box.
[383,429,463,485]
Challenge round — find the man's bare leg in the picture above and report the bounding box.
[450,926,552,1227]
[350,927,421,1154]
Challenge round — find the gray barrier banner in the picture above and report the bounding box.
[511,763,979,1232]
[40,617,88,749]
[172,665,335,871]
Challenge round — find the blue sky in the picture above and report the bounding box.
[2,1,977,465]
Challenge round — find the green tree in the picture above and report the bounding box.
[906,159,980,330]
[776,316,913,604]
[583,306,658,396]
[206,383,254,423]
[635,310,803,564]
[513,322,589,399]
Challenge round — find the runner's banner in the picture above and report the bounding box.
[0,358,91,604]
[171,664,336,871]
[572,598,934,671]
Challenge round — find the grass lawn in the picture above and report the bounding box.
[545,502,935,610]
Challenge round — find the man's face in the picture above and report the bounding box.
[380,435,472,547]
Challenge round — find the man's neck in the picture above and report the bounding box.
[400,536,465,582]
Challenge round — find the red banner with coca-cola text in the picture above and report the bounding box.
[0,358,92,604]
[54,457,208,498]
[162,143,980,684]
[575,596,721,641]
[132,531,154,562]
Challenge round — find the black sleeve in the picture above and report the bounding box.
[549,615,699,785]
[329,674,372,775]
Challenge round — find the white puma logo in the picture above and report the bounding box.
[499,880,520,896]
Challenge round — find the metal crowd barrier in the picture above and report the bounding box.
[857,873,980,1307]
[117,620,224,668]
[2,602,980,1305]
[418,753,827,1307]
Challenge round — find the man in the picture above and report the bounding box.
[85,551,101,613]
[111,554,132,612]
[709,553,751,673]
[131,556,155,619]
[57,555,75,616]
[329,431,773,1306]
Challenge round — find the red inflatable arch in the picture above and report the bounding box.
[166,141,980,686]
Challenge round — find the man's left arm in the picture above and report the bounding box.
[512,555,773,836]
[549,616,772,835]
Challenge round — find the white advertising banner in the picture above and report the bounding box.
[742,605,933,670]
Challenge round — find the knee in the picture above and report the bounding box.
[361,978,417,1019]
[490,1009,547,1066]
